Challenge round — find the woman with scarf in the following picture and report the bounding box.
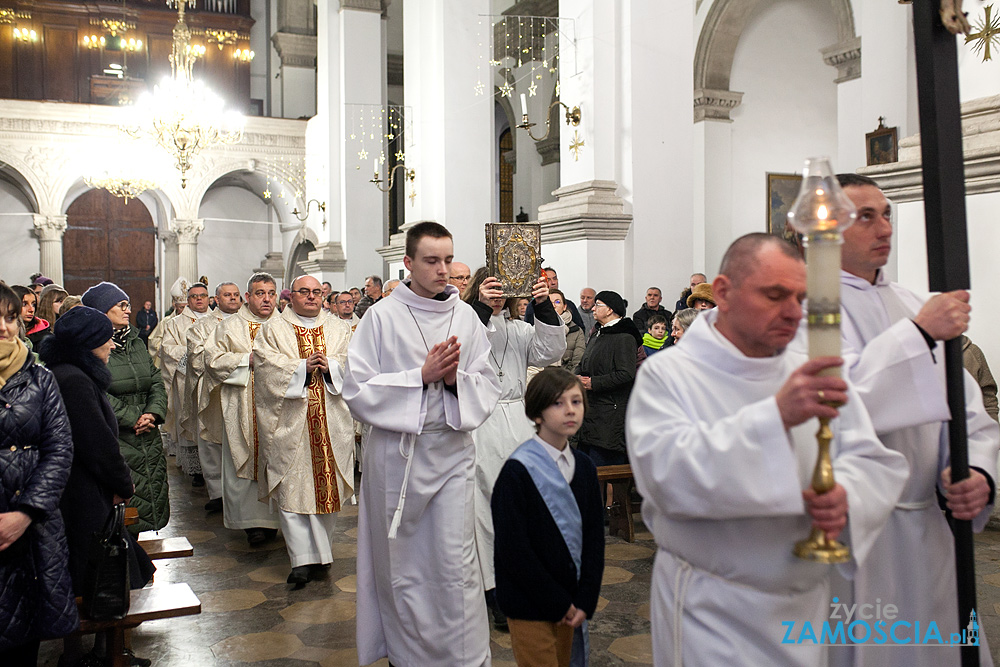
[82,283,169,535]
[548,289,586,372]
[38,306,155,666]
[11,285,50,348]
[0,282,77,666]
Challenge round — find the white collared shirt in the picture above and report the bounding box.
[600,316,622,331]
[538,436,576,483]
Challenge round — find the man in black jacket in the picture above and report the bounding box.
[575,290,640,468]
[135,301,158,345]
[632,287,672,335]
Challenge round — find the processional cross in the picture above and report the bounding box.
[910,0,980,664]
[965,4,1000,61]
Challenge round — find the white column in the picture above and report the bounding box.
[32,214,67,285]
[162,230,179,301]
[340,0,386,284]
[693,90,741,278]
[403,0,493,267]
[173,219,203,284]
[271,33,318,119]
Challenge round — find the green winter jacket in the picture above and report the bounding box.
[106,326,170,534]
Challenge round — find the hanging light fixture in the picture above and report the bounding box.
[124,0,243,188]
[84,135,168,204]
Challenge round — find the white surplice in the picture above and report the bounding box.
[159,308,205,474]
[343,282,501,667]
[472,310,565,591]
[185,309,227,499]
[203,305,278,531]
[625,309,908,667]
[831,269,1000,667]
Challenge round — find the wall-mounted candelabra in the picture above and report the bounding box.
[371,162,416,204]
[516,94,581,142]
[292,199,327,229]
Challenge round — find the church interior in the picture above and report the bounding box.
[5,0,1000,664]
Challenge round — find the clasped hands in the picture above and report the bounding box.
[422,336,460,386]
[133,413,157,435]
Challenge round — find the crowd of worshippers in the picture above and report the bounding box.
[4,176,1000,667]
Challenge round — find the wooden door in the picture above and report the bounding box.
[64,189,156,325]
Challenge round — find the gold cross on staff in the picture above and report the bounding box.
[569,130,585,162]
[966,4,1000,62]
[409,188,417,206]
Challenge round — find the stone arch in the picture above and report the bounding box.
[286,236,317,285]
[694,0,857,119]
[0,163,39,213]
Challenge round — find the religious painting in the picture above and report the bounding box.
[767,173,803,241]
[486,223,542,298]
[866,118,899,166]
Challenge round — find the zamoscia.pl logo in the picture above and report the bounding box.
[780,598,980,647]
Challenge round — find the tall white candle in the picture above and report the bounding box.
[373,159,379,177]
[805,238,842,379]
[520,93,527,116]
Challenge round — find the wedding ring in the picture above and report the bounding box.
[818,390,826,402]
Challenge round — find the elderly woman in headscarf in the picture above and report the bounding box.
[37,307,155,664]
[82,283,169,535]
[0,282,77,666]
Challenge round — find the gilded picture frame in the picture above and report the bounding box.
[486,223,542,298]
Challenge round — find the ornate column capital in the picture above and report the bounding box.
[171,218,204,244]
[821,37,861,84]
[340,0,382,11]
[693,88,744,123]
[32,214,67,241]
[272,32,318,68]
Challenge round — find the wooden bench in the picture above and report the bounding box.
[137,536,194,560]
[76,582,201,667]
[597,464,635,543]
[124,506,138,527]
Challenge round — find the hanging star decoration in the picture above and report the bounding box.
[263,188,271,199]
[528,82,538,97]
[295,189,302,198]
[358,148,368,160]
[569,130,585,162]
[395,150,405,162]
[542,59,548,68]
[499,81,514,98]
[555,81,561,96]
[474,80,485,96]
[966,4,1000,62]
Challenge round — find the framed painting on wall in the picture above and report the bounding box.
[766,172,803,239]
[866,118,899,166]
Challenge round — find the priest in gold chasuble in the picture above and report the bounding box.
[253,275,354,585]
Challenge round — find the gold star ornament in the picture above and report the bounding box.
[569,130,585,162]
[499,81,514,98]
[966,4,1000,62]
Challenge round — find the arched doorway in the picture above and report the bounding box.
[64,189,156,320]
[498,128,514,222]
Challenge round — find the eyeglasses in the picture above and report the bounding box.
[189,293,208,299]
[116,301,131,311]
[293,288,324,297]
[595,302,608,309]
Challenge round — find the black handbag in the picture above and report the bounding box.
[81,502,131,620]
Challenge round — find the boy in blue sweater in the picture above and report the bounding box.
[492,368,605,666]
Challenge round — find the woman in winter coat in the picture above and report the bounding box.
[0,283,78,666]
[11,285,50,348]
[82,283,169,534]
[37,306,155,665]
[574,290,641,468]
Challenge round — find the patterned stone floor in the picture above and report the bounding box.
[36,461,1000,666]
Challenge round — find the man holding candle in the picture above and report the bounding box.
[626,233,907,667]
[831,173,999,667]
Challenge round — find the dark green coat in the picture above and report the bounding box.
[106,327,170,533]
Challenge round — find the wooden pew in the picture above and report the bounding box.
[137,536,194,560]
[76,583,201,667]
[597,464,635,543]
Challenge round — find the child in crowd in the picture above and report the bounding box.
[641,314,669,357]
[492,368,605,667]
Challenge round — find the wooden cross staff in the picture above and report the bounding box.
[911,1,978,664]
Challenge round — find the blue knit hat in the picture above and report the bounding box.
[82,281,129,314]
[52,306,113,349]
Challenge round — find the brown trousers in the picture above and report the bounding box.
[508,618,574,667]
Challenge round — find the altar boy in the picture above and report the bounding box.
[492,368,605,666]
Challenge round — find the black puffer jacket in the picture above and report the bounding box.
[0,353,79,650]
[575,318,641,454]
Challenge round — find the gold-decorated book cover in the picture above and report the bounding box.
[485,223,542,298]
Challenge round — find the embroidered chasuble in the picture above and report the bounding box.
[247,321,261,481]
[252,307,354,515]
[293,324,340,514]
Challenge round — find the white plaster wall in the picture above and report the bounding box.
[0,181,38,286]
[895,193,1000,376]
[197,186,271,286]
[728,0,839,267]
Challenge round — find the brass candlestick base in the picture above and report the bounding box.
[794,416,851,564]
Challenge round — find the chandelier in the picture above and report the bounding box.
[84,135,167,203]
[85,172,158,204]
[124,0,243,188]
